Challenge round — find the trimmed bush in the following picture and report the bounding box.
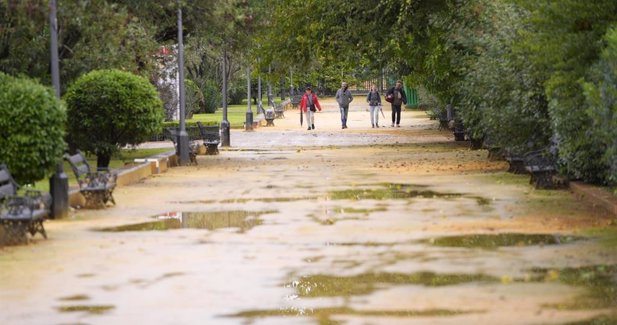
[0,73,66,184]
[64,69,163,168]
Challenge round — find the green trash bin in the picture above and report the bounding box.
[404,85,418,109]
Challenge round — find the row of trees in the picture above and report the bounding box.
[254,0,616,186]
[0,0,257,183]
[1,0,614,186]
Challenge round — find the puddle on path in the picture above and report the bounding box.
[225,306,479,322]
[529,264,617,310]
[286,272,498,298]
[56,305,115,315]
[327,183,490,206]
[58,294,90,301]
[425,233,584,249]
[99,210,275,233]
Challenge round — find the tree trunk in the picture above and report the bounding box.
[97,154,111,170]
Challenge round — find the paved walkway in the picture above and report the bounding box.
[1,98,616,325]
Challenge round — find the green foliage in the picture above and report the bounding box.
[582,26,617,185]
[64,69,163,168]
[201,79,221,114]
[0,73,66,184]
[185,79,204,119]
[520,0,617,183]
[0,1,158,91]
[456,1,551,149]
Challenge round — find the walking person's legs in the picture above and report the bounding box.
[305,110,312,130]
[374,106,380,127]
[309,110,315,129]
[391,105,395,127]
[394,105,402,126]
[369,106,376,127]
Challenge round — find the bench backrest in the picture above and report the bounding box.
[64,151,92,179]
[196,122,220,142]
[0,164,18,201]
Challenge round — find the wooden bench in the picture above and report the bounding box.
[523,147,560,189]
[504,149,525,174]
[275,99,291,118]
[452,119,467,141]
[0,164,49,244]
[165,128,200,164]
[264,109,275,126]
[290,95,302,109]
[64,151,117,208]
[196,122,220,155]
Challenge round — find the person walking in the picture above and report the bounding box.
[335,81,353,129]
[366,85,382,128]
[299,87,322,130]
[386,80,407,127]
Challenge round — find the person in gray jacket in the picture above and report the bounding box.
[335,81,353,129]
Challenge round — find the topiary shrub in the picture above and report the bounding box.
[64,69,163,168]
[185,79,205,119]
[0,73,66,184]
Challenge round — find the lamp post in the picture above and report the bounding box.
[245,67,253,131]
[48,0,68,219]
[257,59,262,111]
[221,48,230,147]
[267,64,273,107]
[175,0,190,165]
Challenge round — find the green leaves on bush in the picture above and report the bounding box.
[0,73,66,184]
[64,69,163,168]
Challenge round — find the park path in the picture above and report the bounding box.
[0,98,615,325]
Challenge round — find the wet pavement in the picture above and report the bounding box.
[1,99,616,324]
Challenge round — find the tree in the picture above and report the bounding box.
[0,1,158,91]
[0,73,66,184]
[64,69,163,168]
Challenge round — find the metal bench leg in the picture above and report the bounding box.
[28,220,47,239]
[1,222,28,245]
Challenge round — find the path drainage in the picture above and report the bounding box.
[424,233,583,249]
[99,210,275,232]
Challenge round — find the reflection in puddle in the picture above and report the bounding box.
[327,183,490,206]
[426,233,583,249]
[530,264,617,310]
[99,210,275,232]
[56,305,115,315]
[226,306,478,322]
[58,294,90,301]
[287,272,498,297]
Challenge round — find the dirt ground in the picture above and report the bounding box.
[1,98,616,325]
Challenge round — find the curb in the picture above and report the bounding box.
[68,150,176,207]
[570,181,617,217]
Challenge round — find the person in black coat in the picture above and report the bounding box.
[386,80,407,127]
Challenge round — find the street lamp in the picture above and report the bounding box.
[221,48,230,147]
[175,0,190,165]
[48,0,68,219]
[245,67,253,131]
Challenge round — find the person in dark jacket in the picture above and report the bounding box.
[335,81,353,129]
[386,80,407,127]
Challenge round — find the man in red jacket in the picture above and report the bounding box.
[299,87,322,130]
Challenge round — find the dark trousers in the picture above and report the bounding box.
[391,105,402,125]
